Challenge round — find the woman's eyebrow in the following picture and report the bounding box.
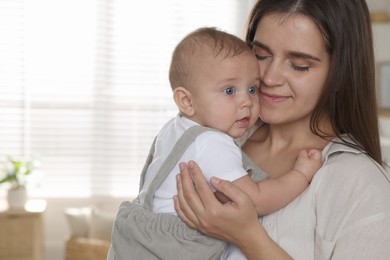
[252,40,270,52]
[288,51,321,62]
[252,40,321,62]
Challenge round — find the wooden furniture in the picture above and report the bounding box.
[379,109,390,117]
[65,236,111,260]
[0,199,46,260]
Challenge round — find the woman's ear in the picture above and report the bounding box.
[173,87,195,117]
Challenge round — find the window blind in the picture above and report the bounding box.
[0,0,255,198]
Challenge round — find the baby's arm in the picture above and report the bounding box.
[228,149,322,216]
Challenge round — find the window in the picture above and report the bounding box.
[0,0,255,198]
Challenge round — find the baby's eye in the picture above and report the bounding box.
[248,86,257,95]
[224,87,235,95]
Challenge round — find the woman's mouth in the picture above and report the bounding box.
[260,92,289,103]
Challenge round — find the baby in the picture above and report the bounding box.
[109,27,322,260]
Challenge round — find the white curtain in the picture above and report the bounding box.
[0,0,255,198]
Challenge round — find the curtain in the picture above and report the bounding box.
[0,0,255,198]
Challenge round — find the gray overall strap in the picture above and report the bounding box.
[138,136,157,193]
[143,125,217,210]
[242,151,268,182]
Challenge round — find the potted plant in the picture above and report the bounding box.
[0,156,40,209]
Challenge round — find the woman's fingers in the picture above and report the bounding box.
[174,194,196,229]
[179,162,206,211]
[210,176,252,210]
[174,160,261,243]
[186,161,221,208]
[174,162,203,227]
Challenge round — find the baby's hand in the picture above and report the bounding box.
[293,149,322,183]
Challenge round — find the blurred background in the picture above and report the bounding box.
[0,0,389,259]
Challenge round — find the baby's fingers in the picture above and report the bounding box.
[307,149,322,161]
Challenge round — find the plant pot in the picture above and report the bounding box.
[7,187,27,209]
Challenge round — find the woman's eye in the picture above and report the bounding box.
[252,46,270,61]
[254,54,268,61]
[248,86,257,95]
[253,52,269,61]
[290,62,309,72]
[224,87,235,95]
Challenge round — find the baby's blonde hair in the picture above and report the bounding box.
[169,27,252,90]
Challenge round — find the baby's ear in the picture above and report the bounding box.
[173,86,195,117]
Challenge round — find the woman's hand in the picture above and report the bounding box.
[174,160,292,260]
[174,160,259,244]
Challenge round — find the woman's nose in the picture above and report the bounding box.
[261,60,284,87]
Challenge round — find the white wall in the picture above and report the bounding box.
[373,23,390,109]
[373,23,390,62]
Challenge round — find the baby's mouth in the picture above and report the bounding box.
[237,117,250,127]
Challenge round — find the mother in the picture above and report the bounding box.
[175,0,390,259]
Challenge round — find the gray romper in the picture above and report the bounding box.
[110,126,267,260]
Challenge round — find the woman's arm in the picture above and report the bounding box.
[174,161,292,260]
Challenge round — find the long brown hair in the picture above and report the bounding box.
[246,0,382,165]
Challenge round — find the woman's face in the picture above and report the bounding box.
[252,13,330,126]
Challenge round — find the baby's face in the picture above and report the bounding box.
[189,51,260,138]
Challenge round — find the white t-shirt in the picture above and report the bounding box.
[223,138,390,259]
[139,114,248,214]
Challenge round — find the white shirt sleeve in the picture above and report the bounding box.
[193,131,248,189]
